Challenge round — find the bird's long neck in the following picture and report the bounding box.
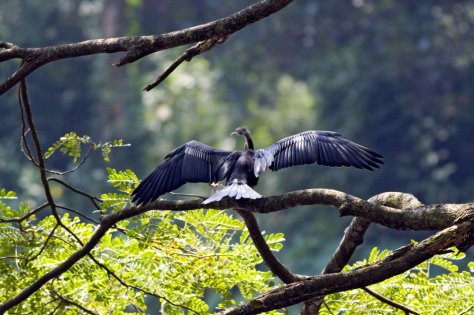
[244,133,254,150]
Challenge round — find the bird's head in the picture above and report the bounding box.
[231,127,254,150]
[231,127,250,137]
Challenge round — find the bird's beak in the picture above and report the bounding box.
[230,131,237,136]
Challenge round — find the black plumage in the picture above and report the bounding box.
[131,127,384,205]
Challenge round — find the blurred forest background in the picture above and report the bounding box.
[1,0,473,275]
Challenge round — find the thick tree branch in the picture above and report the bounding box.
[217,221,473,315]
[236,209,305,283]
[0,0,293,95]
[302,192,423,314]
[132,189,473,231]
[301,217,372,314]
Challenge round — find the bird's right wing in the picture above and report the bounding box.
[132,140,240,205]
[254,130,384,176]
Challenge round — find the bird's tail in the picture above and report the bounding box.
[202,180,262,204]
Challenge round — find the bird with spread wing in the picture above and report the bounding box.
[132,127,384,205]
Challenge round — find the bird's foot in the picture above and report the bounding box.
[210,182,225,192]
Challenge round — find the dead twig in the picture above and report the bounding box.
[144,37,227,91]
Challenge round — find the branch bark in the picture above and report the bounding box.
[0,0,293,95]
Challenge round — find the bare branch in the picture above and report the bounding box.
[44,146,93,176]
[0,0,293,95]
[56,205,100,224]
[27,224,59,262]
[123,189,473,231]
[50,289,98,315]
[144,36,227,91]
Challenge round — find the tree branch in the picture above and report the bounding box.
[217,221,473,315]
[235,209,305,283]
[18,80,60,222]
[0,0,293,95]
[121,189,473,231]
[302,192,423,314]
[144,36,227,91]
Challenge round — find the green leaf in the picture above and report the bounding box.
[0,188,17,199]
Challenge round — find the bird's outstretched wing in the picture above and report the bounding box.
[132,140,240,205]
[254,130,384,176]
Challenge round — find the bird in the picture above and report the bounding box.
[131,127,384,205]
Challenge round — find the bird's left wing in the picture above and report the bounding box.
[253,130,384,176]
[132,140,239,205]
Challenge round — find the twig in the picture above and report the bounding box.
[44,146,93,176]
[322,300,335,315]
[49,178,101,209]
[56,205,100,224]
[362,287,420,315]
[46,301,63,315]
[86,252,201,315]
[18,91,38,166]
[459,304,474,315]
[144,37,226,91]
[0,202,49,223]
[28,224,59,262]
[50,289,98,315]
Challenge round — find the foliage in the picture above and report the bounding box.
[0,169,283,314]
[320,247,474,315]
[44,132,129,163]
